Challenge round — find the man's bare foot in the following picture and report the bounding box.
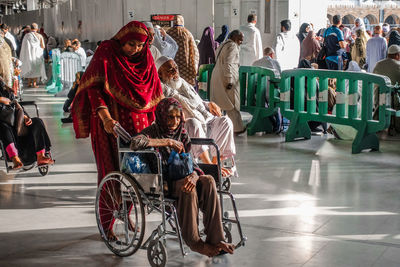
[191,241,219,257]
[11,156,23,170]
[216,241,235,255]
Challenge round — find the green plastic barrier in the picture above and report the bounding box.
[45,48,63,94]
[197,64,214,100]
[279,69,395,154]
[239,66,281,135]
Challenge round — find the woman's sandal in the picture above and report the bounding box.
[37,157,55,167]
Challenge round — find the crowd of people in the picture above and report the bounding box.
[1,13,400,258]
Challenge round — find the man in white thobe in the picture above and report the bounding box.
[143,22,162,62]
[239,14,263,66]
[366,25,387,73]
[210,30,245,134]
[72,39,87,69]
[274,19,300,70]
[153,25,178,59]
[20,23,47,87]
[156,56,236,177]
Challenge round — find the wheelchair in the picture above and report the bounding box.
[0,101,52,176]
[95,137,246,267]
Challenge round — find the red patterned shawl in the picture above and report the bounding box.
[72,21,163,138]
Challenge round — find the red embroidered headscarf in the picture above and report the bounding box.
[72,21,163,138]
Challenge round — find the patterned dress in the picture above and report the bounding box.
[167,26,199,86]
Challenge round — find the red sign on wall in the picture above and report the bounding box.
[151,15,175,21]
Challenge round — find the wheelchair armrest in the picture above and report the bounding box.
[190,138,221,166]
[19,101,39,117]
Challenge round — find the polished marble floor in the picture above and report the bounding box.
[1,86,400,267]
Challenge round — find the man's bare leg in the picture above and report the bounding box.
[199,152,232,177]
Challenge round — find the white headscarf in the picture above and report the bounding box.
[347,61,361,72]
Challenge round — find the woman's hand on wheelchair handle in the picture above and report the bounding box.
[103,118,118,138]
[181,172,199,193]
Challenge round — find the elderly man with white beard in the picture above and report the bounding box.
[156,56,237,177]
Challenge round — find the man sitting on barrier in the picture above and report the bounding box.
[156,56,236,177]
[130,97,235,257]
[373,44,400,135]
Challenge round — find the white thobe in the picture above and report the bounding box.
[75,47,87,68]
[5,32,17,51]
[20,32,47,81]
[239,23,263,66]
[366,35,387,73]
[162,78,236,159]
[150,45,162,62]
[274,31,300,70]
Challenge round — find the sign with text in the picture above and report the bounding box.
[151,14,177,27]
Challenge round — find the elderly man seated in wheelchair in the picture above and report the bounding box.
[156,56,237,178]
[130,97,235,257]
[0,78,53,169]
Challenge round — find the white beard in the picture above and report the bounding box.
[165,77,183,90]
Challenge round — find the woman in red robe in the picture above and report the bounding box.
[71,21,163,232]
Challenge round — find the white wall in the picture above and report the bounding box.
[3,0,327,48]
[4,0,123,43]
[123,0,213,39]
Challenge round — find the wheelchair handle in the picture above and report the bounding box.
[190,138,216,146]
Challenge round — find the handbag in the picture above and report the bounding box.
[14,102,29,136]
[0,103,15,126]
[167,150,194,181]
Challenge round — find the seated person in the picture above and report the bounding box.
[156,56,236,177]
[0,79,53,169]
[130,97,235,257]
[71,39,86,69]
[61,71,84,123]
[252,47,282,75]
[61,39,72,52]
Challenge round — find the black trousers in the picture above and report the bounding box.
[0,118,51,164]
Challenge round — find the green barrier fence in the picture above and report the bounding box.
[279,69,395,154]
[45,48,63,94]
[197,64,214,100]
[239,66,281,135]
[198,65,398,153]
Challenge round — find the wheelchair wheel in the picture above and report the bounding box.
[95,172,145,257]
[147,238,167,267]
[222,177,231,191]
[223,225,232,243]
[38,165,49,176]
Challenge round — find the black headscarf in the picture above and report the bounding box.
[215,25,229,44]
[388,30,400,48]
[297,23,310,44]
[298,59,312,69]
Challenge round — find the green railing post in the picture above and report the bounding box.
[348,79,358,119]
[307,77,317,114]
[336,78,346,118]
[319,77,329,115]
[197,64,214,100]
